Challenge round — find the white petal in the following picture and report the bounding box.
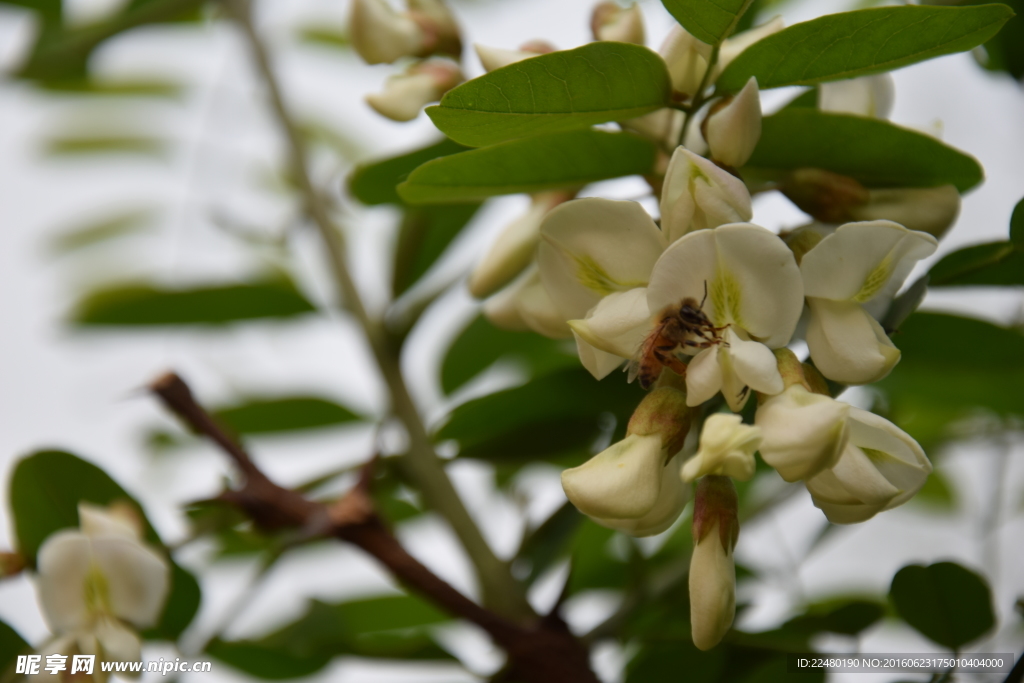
[573,331,626,380]
[95,617,141,665]
[593,2,645,45]
[819,73,895,119]
[350,0,425,65]
[78,503,141,539]
[847,407,931,510]
[716,16,785,75]
[482,270,533,332]
[800,220,938,303]
[568,287,651,358]
[756,386,850,482]
[723,328,783,395]
[689,520,735,650]
[561,433,667,520]
[469,197,552,298]
[37,531,92,633]
[538,198,667,320]
[681,413,760,482]
[621,108,683,148]
[685,347,722,407]
[517,276,572,339]
[659,25,712,96]
[806,297,900,384]
[706,77,762,168]
[474,44,535,72]
[90,537,169,628]
[850,185,961,240]
[593,454,689,537]
[660,148,752,242]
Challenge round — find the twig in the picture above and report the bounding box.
[149,371,598,683]
[222,0,531,620]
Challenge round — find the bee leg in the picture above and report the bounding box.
[653,348,688,378]
[737,385,750,402]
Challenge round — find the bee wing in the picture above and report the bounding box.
[625,334,651,384]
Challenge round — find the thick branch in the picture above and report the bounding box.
[222,0,530,620]
[149,371,597,683]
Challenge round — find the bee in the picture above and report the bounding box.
[627,285,727,390]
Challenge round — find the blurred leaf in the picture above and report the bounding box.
[1011,195,1024,246]
[747,110,983,192]
[660,0,754,45]
[889,561,995,649]
[626,640,725,683]
[427,43,671,147]
[781,88,819,110]
[965,0,1024,79]
[516,503,582,584]
[207,595,452,679]
[739,656,825,683]
[392,203,481,295]
[783,598,886,636]
[9,450,200,639]
[43,134,166,157]
[398,130,658,204]
[214,397,363,435]
[0,0,62,24]
[913,470,955,509]
[441,315,577,394]
[567,522,629,593]
[717,4,1014,92]
[41,78,183,97]
[876,313,1024,446]
[881,275,928,333]
[928,241,1024,286]
[349,138,469,206]
[0,620,30,683]
[48,209,156,255]
[300,120,364,162]
[72,279,316,326]
[297,25,350,50]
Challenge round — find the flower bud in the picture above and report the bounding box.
[469,192,570,299]
[597,452,690,536]
[591,2,645,44]
[715,16,784,76]
[805,407,931,524]
[562,386,692,522]
[621,108,683,149]
[705,77,762,168]
[660,147,753,242]
[406,0,462,59]
[780,168,870,224]
[482,266,571,338]
[819,73,895,119]
[849,185,961,240]
[681,413,760,482]
[474,40,555,72]
[366,58,462,122]
[0,551,25,577]
[659,25,712,99]
[690,475,738,650]
[350,0,427,65]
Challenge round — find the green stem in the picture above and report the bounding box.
[226,0,532,621]
[678,44,721,148]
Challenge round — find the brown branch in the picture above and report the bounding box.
[150,371,598,683]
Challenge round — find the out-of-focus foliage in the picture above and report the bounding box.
[889,562,996,649]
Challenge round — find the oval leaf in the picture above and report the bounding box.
[717,4,1015,92]
[1,620,30,680]
[214,397,363,435]
[72,280,316,326]
[393,203,481,295]
[928,241,1024,286]
[398,130,658,204]
[661,0,753,45]
[746,109,983,192]
[427,42,671,147]
[348,138,469,205]
[890,561,995,649]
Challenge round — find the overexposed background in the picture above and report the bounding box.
[1,0,1023,681]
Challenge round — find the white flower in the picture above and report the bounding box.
[469,192,568,299]
[591,1,645,45]
[594,453,690,537]
[805,408,931,524]
[689,475,740,650]
[681,413,760,482]
[350,0,426,65]
[756,384,849,482]
[715,16,785,77]
[819,73,895,119]
[705,77,761,168]
[801,220,937,384]
[366,58,462,122]
[34,503,170,676]
[482,265,572,338]
[660,147,753,242]
[849,185,961,240]
[474,41,554,72]
[647,223,804,411]
[620,108,683,150]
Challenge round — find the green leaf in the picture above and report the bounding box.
[0,620,30,682]
[207,595,452,679]
[398,130,658,204]
[717,4,1015,92]
[783,598,886,636]
[746,109,983,192]
[43,134,166,157]
[427,42,671,147]
[392,204,481,295]
[889,561,995,649]
[441,315,577,394]
[660,0,753,45]
[72,279,316,326]
[739,657,825,683]
[214,397,362,435]
[626,641,726,683]
[567,522,629,593]
[48,209,156,255]
[1011,195,1024,247]
[296,25,350,50]
[348,138,469,206]
[913,469,955,509]
[8,450,200,639]
[966,0,1024,79]
[515,503,582,584]
[928,241,1024,286]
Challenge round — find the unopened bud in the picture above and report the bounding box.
[483,267,571,338]
[715,16,784,76]
[681,413,760,482]
[366,58,463,122]
[659,25,712,99]
[849,185,961,239]
[705,77,761,168]
[591,2,645,44]
[780,168,870,223]
[690,475,738,650]
[627,385,693,455]
[406,0,462,59]
[474,40,555,72]
[660,147,752,242]
[350,0,427,65]
[819,73,895,119]
[781,223,832,265]
[561,432,668,520]
[469,192,570,299]
[0,551,25,578]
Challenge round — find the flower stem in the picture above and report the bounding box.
[678,44,720,148]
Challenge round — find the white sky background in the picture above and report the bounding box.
[0,0,1023,681]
